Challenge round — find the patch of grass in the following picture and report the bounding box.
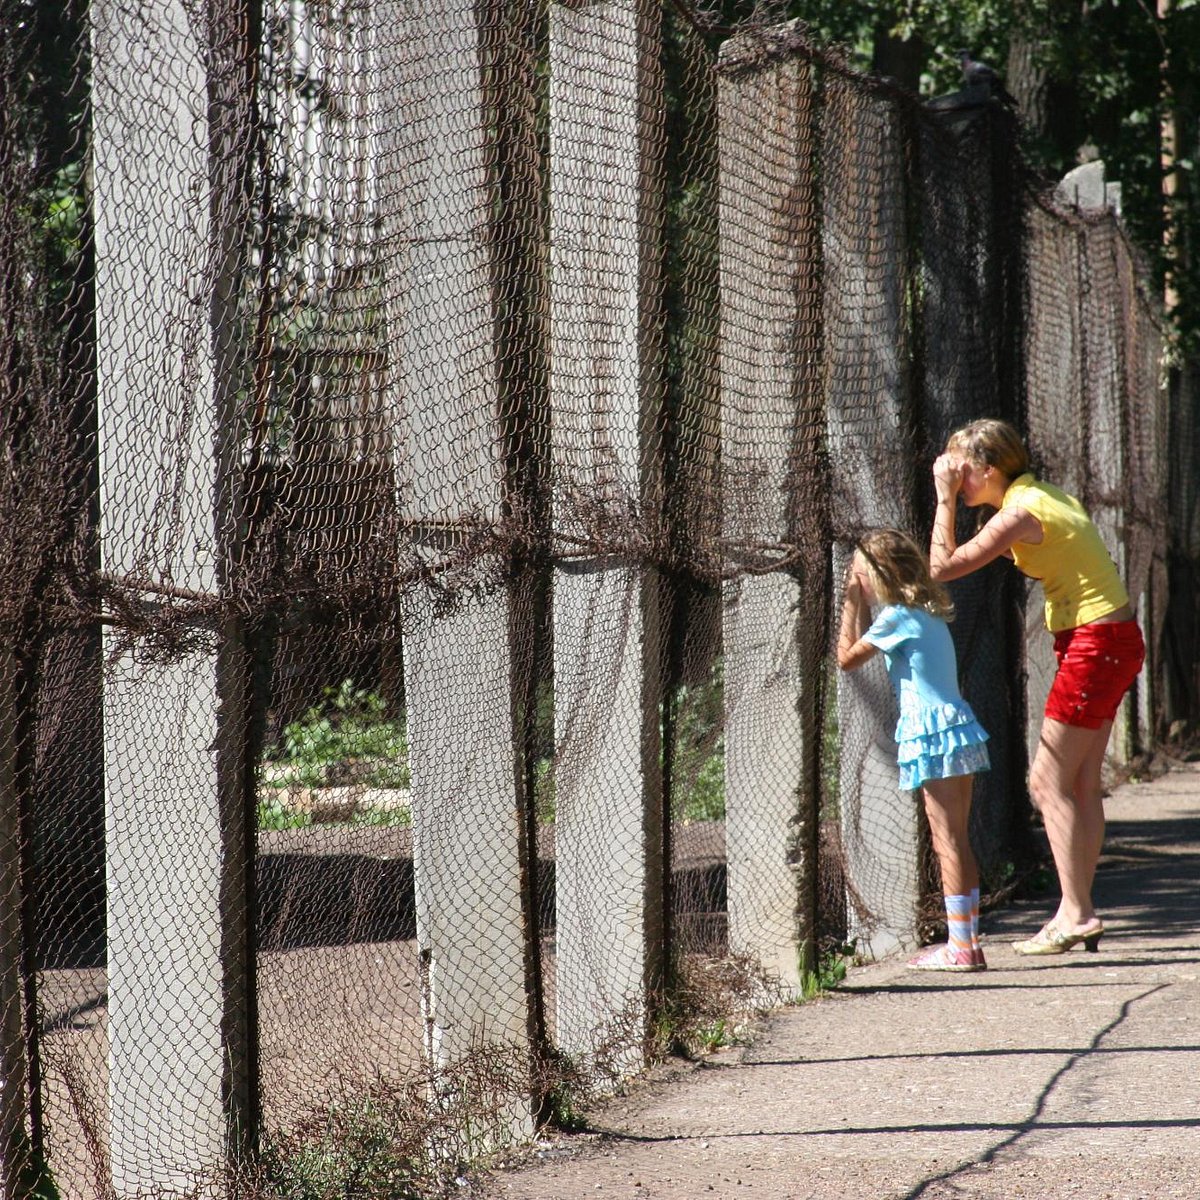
[536,1047,592,1132]
[348,805,412,829]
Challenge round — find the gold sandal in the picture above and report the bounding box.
[1013,920,1104,956]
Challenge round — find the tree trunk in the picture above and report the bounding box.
[871,20,923,93]
[1006,3,1083,172]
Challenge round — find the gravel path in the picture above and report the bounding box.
[476,760,1200,1200]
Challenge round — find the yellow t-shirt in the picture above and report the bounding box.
[1003,474,1129,632]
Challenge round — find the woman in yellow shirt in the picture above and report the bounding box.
[929,418,1144,956]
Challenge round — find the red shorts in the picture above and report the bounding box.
[1045,619,1145,729]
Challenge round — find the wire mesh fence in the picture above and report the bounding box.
[0,2,1178,1197]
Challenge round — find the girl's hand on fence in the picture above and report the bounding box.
[837,563,875,671]
[842,552,867,599]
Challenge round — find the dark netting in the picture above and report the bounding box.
[915,94,1031,911]
[821,62,920,953]
[0,3,1179,1197]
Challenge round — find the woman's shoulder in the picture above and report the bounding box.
[1005,473,1083,513]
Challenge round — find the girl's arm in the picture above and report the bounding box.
[929,455,1042,582]
[836,574,877,671]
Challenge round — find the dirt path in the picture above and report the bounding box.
[475,761,1200,1200]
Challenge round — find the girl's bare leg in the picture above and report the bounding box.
[921,774,978,896]
[1029,717,1112,930]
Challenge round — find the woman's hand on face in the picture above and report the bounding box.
[933,453,963,501]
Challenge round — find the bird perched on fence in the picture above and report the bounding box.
[957,50,1017,107]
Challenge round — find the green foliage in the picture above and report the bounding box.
[256,795,313,832]
[821,666,841,821]
[256,798,411,833]
[540,1050,591,1133]
[529,678,557,823]
[30,159,86,304]
[261,1098,426,1200]
[12,1134,59,1200]
[532,661,726,826]
[689,1016,735,1055]
[268,679,410,791]
[800,939,858,1001]
[670,659,726,824]
[258,1047,527,1197]
[774,0,1198,347]
[650,952,790,1062]
[677,743,726,823]
[532,755,556,824]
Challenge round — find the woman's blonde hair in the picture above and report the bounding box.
[857,528,954,620]
[945,418,1029,480]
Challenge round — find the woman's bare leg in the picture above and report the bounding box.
[1029,717,1112,930]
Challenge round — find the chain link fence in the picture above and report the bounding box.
[0,3,1177,1197]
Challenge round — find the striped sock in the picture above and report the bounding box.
[945,894,973,958]
[970,886,981,953]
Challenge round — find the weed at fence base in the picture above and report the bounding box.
[243,1044,533,1200]
[799,939,859,1001]
[652,951,791,1061]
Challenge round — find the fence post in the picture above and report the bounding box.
[823,79,920,957]
[1079,225,1133,759]
[91,0,256,1189]
[714,29,820,990]
[1118,243,1169,750]
[1023,206,1084,773]
[548,0,668,1069]
[379,0,536,1142]
[0,648,28,1200]
[918,103,1026,879]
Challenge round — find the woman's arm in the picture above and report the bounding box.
[929,455,1041,582]
[836,573,877,671]
[931,505,1040,582]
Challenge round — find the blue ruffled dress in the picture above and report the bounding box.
[862,604,991,791]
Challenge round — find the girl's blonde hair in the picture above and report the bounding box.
[945,418,1029,480]
[857,528,954,620]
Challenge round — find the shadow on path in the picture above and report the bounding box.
[898,985,1175,1199]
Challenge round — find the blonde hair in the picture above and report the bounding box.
[857,528,954,620]
[945,418,1029,481]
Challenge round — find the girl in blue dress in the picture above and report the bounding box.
[837,528,991,972]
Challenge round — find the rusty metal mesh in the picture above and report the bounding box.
[0,3,1174,1197]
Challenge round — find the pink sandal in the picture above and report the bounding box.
[906,943,986,972]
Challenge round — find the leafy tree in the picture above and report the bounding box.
[720,0,1198,347]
